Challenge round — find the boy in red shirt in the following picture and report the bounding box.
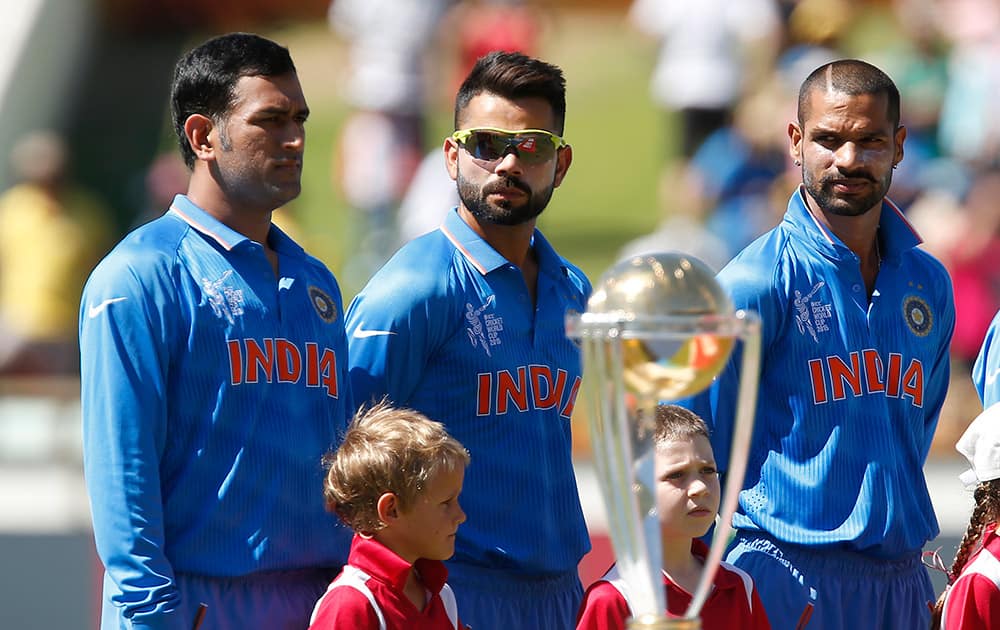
[577,405,770,629]
[309,401,469,629]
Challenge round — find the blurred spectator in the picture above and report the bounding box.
[948,169,1000,367]
[0,131,113,374]
[329,0,454,283]
[628,0,781,158]
[936,0,1000,167]
[617,161,732,272]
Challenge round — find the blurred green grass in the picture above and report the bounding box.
[270,7,669,298]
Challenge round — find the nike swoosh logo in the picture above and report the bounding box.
[352,325,396,339]
[88,297,128,318]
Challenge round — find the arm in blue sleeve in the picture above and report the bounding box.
[80,254,186,630]
[699,258,782,475]
[345,265,451,406]
[922,273,957,454]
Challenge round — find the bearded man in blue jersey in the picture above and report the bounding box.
[346,51,590,630]
[689,59,955,628]
[80,33,353,630]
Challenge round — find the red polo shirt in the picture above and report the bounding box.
[309,535,460,629]
[576,539,771,630]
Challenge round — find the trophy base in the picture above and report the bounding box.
[627,616,700,629]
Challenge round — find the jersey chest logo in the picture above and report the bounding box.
[794,281,832,342]
[203,270,245,324]
[903,294,933,337]
[465,295,503,357]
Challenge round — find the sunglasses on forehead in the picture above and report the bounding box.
[451,127,567,165]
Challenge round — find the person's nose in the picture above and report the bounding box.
[689,478,710,497]
[493,149,524,177]
[454,500,467,525]
[834,141,859,170]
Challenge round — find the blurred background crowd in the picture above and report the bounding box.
[0,0,997,626]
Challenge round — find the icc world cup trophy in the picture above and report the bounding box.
[567,252,761,629]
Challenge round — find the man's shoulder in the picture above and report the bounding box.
[88,215,189,284]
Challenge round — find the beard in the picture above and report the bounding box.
[802,164,893,217]
[456,168,555,226]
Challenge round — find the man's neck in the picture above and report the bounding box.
[458,205,536,268]
[186,179,274,246]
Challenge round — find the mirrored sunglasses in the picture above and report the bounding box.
[451,127,566,165]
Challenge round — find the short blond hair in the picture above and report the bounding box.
[323,400,469,533]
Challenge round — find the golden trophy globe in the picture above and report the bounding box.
[567,252,761,629]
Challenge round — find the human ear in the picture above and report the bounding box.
[553,144,573,188]
[184,114,215,162]
[376,492,400,524]
[788,122,803,166]
[444,137,459,181]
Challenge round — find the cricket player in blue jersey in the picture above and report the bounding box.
[346,51,590,629]
[973,310,1000,407]
[688,59,955,628]
[80,33,353,630]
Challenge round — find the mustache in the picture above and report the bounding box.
[822,169,876,183]
[483,176,531,196]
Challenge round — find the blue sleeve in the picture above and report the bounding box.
[80,250,186,630]
[690,252,782,474]
[923,269,956,450]
[345,260,454,407]
[974,310,1000,408]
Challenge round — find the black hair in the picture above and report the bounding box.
[454,51,567,135]
[170,32,296,168]
[797,59,901,129]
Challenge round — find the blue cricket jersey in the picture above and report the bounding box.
[80,195,353,628]
[693,187,955,559]
[346,208,591,576]
[973,310,1000,407]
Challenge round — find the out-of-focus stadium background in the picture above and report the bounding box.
[1,0,997,627]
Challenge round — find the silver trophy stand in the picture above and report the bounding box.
[567,253,761,629]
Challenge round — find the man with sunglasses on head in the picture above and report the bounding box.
[345,51,589,629]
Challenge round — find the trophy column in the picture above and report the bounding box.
[567,253,761,629]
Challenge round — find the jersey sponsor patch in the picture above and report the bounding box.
[902,295,932,337]
[309,286,338,323]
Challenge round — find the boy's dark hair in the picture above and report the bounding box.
[653,404,711,447]
[797,59,901,129]
[454,51,567,134]
[171,32,296,168]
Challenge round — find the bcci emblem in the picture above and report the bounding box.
[309,286,338,323]
[903,295,932,337]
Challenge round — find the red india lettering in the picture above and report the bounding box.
[275,338,301,383]
[863,349,885,394]
[497,367,529,414]
[901,360,924,407]
[809,359,827,404]
[246,338,275,383]
[477,373,492,416]
[829,352,862,400]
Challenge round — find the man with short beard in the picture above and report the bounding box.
[345,51,590,630]
[686,59,955,628]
